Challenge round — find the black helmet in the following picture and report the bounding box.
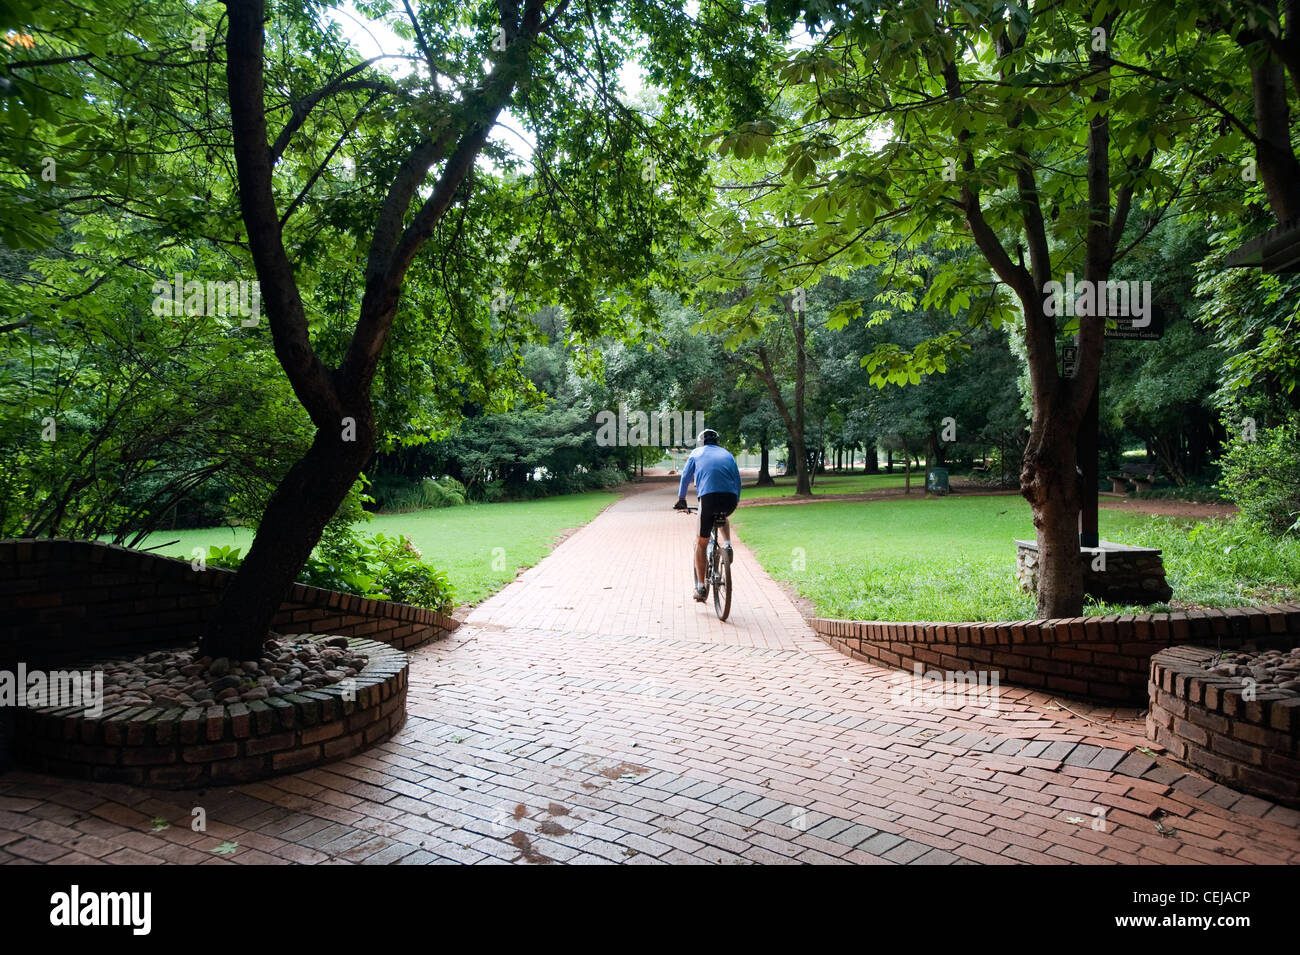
[698,429,719,446]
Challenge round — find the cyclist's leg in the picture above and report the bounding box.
[716,493,738,547]
[694,534,708,586]
[696,494,725,587]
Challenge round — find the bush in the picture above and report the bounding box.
[463,468,625,503]
[370,474,468,511]
[301,531,456,613]
[422,476,468,508]
[1218,413,1300,535]
[586,468,628,489]
[196,544,244,570]
[178,531,456,614]
[966,451,1019,489]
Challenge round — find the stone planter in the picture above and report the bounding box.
[11,637,409,789]
[1015,539,1172,604]
[1149,645,1300,807]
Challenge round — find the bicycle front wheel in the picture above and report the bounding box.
[712,542,731,621]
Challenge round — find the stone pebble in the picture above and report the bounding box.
[91,634,369,709]
[1204,646,1300,695]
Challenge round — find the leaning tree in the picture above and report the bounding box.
[200,0,772,657]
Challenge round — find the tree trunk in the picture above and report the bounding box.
[756,439,775,486]
[1245,41,1300,223]
[1020,419,1084,620]
[754,340,810,496]
[790,431,811,495]
[202,415,373,659]
[864,443,878,473]
[791,305,811,495]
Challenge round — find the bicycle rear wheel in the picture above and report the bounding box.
[712,533,731,621]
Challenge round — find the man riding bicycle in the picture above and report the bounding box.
[674,429,742,602]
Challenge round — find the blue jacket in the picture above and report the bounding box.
[679,445,742,499]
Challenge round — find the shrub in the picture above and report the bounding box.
[198,544,243,570]
[178,531,456,613]
[369,474,467,512]
[421,476,467,508]
[1218,413,1300,535]
[586,469,627,489]
[301,531,456,612]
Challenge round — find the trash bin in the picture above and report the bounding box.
[926,467,950,495]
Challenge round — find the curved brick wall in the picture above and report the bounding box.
[0,538,459,669]
[11,637,408,789]
[811,604,1300,703]
[1148,646,1300,807]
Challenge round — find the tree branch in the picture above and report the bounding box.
[222,0,339,426]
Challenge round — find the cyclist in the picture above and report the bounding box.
[674,429,742,602]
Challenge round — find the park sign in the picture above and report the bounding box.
[1061,344,1079,379]
[1104,302,1165,341]
[1042,273,1164,340]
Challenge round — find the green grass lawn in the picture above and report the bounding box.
[741,471,911,499]
[731,495,1300,622]
[134,490,618,607]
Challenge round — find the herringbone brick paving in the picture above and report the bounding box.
[2,480,1298,864]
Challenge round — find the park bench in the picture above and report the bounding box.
[1108,461,1158,494]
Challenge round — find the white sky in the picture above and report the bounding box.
[321,1,646,164]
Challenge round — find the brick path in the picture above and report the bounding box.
[2,481,1298,865]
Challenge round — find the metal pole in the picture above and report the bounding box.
[1078,338,1100,548]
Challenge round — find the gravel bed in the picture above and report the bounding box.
[1204,647,1300,696]
[91,635,369,709]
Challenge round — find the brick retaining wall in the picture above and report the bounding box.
[0,538,459,669]
[810,605,1300,703]
[1148,646,1300,807]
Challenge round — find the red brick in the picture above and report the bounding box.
[182,742,238,763]
[243,732,297,756]
[270,745,322,770]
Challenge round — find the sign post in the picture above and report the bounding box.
[1076,305,1164,548]
[1065,338,1098,548]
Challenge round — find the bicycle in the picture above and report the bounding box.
[679,504,732,621]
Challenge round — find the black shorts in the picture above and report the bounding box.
[697,492,738,538]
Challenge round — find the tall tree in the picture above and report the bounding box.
[721,1,1244,616]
